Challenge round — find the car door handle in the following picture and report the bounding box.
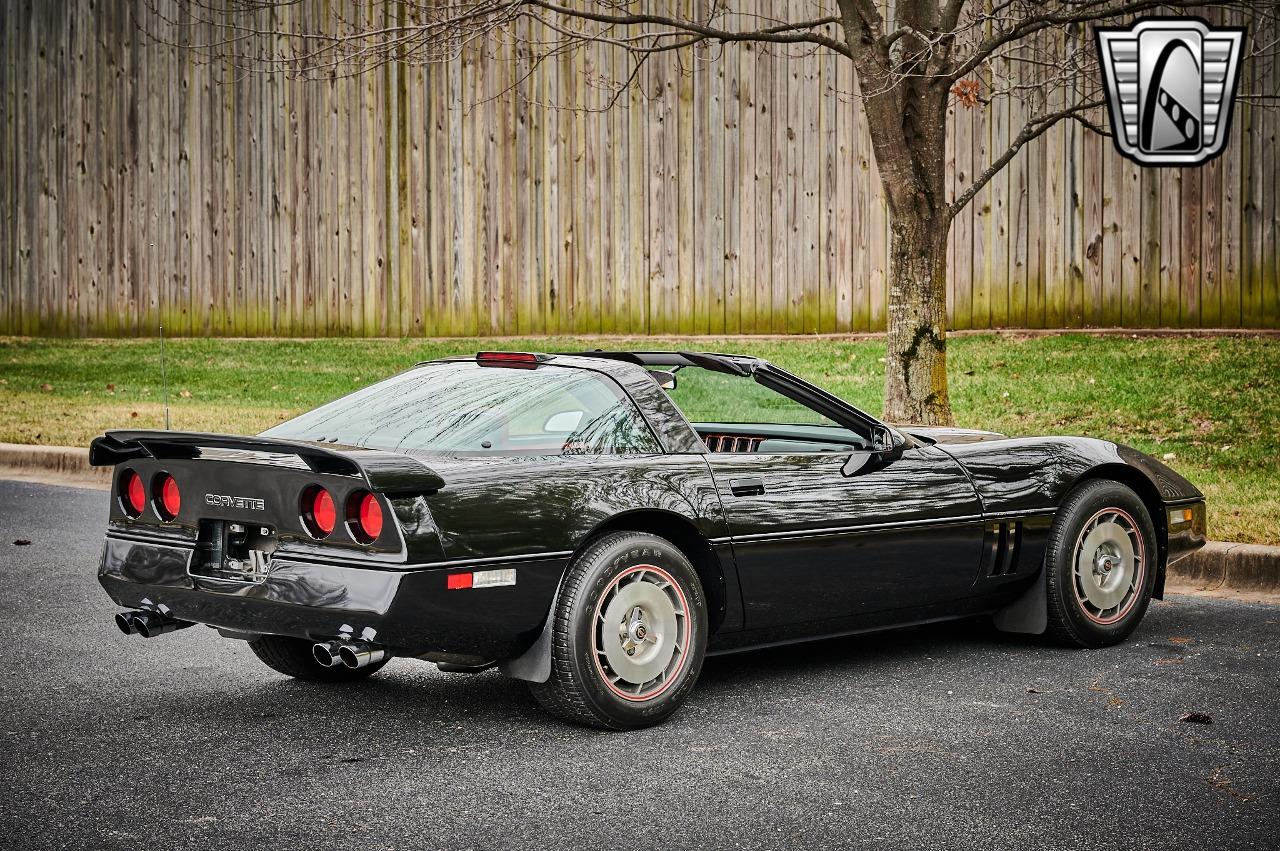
[729,477,765,497]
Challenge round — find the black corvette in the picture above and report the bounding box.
[92,350,1206,729]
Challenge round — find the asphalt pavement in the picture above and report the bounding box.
[1,478,1277,850]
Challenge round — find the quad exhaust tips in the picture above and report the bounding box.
[313,639,387,670]
[114,610,194,638]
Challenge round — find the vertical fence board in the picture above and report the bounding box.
[724,35,741,335]
[754,42,772,335]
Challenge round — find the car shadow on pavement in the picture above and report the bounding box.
[160,601,1207,738]
[194,616,1028,733]
[698,616,1019,681]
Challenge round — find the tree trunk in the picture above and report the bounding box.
[834,1,955,426]
[881,212,953,425]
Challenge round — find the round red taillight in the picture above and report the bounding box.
[120,470,146,517]
[302,485,336,538]
[155,473,181,521]
[348,491,383,543]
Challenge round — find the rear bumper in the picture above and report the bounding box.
[98,535,567,660]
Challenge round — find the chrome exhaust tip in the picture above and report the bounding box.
[117,610,193,638]
[312,641,343,667]
[337,641,386,670]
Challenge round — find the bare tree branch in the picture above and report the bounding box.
[528,2,851,58]
[949,0,1202,80]
[949,97,1107,220]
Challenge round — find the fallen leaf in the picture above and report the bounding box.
[950,78,981,108]
[1162,452,1177,461]
[130,411,139,418]
[40,383,53,392]
[1168,636,1194,645]
[1026,687,1042,694]
[106,383,116,391]
[1179,711,1213,724]
[12,539,32,546]
[1154,658,1185,666]
[179,389,191,398]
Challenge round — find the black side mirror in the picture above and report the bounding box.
[841,427,903,477]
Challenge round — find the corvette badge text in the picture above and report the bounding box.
[205,493,267,511]
[1096,17,1246,166]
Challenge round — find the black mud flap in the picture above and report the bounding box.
[498,565,573,683]
[992,566,1048,635]
[498,613,554,683]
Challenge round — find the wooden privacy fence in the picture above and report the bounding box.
[1,1,1277,338]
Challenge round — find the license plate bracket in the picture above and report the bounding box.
[193,519,278,583]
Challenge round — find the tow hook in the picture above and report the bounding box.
[114,609,194,639]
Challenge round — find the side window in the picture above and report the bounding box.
[514,379,662,455]
[661,368,834,425]
[562,401,664,456]
[654,366,870,454]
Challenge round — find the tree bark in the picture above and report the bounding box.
[882,211,953,425]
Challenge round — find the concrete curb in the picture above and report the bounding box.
[1166,541,1280,595]
[0,442,110,486]
[1,442,1278,592]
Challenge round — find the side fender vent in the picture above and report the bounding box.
[701,434,763,453]
[983,520,1024,577]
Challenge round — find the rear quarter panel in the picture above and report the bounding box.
[418,452,729,558]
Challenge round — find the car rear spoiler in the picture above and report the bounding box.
[89,430,445,494]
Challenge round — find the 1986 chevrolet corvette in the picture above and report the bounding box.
[92,350,1206,729]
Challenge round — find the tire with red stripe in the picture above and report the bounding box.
[1044,480,1158,648]
[529,531,708,730]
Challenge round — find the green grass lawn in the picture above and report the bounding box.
[1,333,1275,545]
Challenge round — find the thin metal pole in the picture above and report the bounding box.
[160,324,170,431]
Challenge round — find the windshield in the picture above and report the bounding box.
[263,362,663,456]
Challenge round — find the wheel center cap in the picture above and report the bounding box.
[622,606,650,646]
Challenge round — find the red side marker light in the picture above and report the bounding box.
[446,569,516,590]
[446,572,473,590]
